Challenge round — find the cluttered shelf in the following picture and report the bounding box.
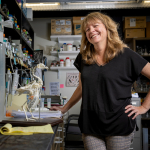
[4,26,34,53]
[6,56,28,69]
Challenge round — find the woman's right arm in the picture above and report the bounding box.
[50,73,82,114]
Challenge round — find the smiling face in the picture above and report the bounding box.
[85,19,107,46]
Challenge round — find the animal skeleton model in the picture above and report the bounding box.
[16,63,48,121]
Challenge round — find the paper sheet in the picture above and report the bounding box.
[11,110,62,118]
[0,123,54,135]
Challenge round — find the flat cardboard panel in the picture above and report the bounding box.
[74,24,81,35]
[51,19,71,26]
[73,16,85,24]
[65,19,71,25]
[51,25,63,35]
[63,25,72,35]
[124,16,146,29]
[146,22,150,37]
[51,25,72,35]
[125,28,145,38]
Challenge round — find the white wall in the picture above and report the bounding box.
[30,18,82,118]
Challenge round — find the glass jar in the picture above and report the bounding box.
[65,57,70,67]
[67,43,72,51]
[72,45,76,51]
[63,43,67,51]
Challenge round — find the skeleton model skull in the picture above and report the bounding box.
[16,63,48,121]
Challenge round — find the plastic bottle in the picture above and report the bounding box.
[63,43,67,51]
[65,57,70,67]
[8,14,14,22]
[11,69,19,95]
[30,54,33,67]
[6,68,12,94]
[22,48,27,64]
[60,59,64,67]
[47,98,51,108]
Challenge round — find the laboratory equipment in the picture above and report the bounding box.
[47,98,51,108]
[0,43,5,122]
[11,69,19,96]
[5,68,12,107]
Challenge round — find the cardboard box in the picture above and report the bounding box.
[51,19,60,26]
[51,19,72,26]
[73,16,85,24]
[51,25,72,35]
[51,25,63,35]
[124,16,146,30]
[74,24,81,35]
[124,29,145,38]
[63,25,72,35]
[65,19,72,25]
[146,22,150,38]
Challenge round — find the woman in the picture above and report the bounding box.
[50,12,150,150]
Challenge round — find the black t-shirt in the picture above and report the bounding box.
[74,48,148,136]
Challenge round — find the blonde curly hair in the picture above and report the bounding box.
[80,12,128,64]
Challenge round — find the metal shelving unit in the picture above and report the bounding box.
[1,0,34,54]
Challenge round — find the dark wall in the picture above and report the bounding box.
[33,8,150,40]
[33,8,150,18]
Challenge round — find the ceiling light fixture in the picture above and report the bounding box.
[144,1,150,2]
[26,3,59,6]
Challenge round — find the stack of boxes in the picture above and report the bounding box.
[124,16,146,39]
[51,19,72,35]
[73,16,85,35]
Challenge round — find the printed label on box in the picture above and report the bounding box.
[56,20,60,25]
[130,18,136,27]
[56,28,61,32]
[66,20,71,25]
[60,20,65,25]
[76,25,81,30]
[66,27,71,32]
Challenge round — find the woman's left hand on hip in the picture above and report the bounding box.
[125,105,147,119]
